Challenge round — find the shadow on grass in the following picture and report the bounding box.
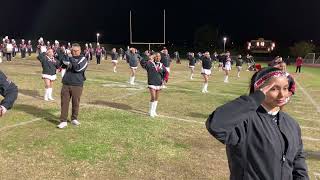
[89,100,132,111]
[19,89,42,99]
[14,104,60,125]
[305,150,320,161]
[188,112,209,119]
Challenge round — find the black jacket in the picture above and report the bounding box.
[0,71,18,110]
[206,91,309,180]
[111,52,119,60]
[140,59,169,86]
[60,55,88,87]
[202,57,212,69]
[37,53,61,75]
[125,50,142,67]
[160,53,171,67]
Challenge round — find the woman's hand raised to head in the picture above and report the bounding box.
[260,82,275,95]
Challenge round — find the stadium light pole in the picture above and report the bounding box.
[223,37,227,52]
[96,33,100,44]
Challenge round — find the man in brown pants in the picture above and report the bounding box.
[57,43,88,129]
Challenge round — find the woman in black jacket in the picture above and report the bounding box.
[206,67,309,180]
[37,48,61,101]
[140,52,169,118]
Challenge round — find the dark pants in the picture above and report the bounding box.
[21,49,26,59]
[296,66,301,73]
[28,49,32,56]
[96,55,101,64]
[12,50,16,57]
[60,85,83,122]
[6,53,12,61]
[90,52,93,60]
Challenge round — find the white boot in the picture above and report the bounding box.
[224,76,229,83]
[237,72,240,78]
[131,76,135,85]
[128,76,132,84]
[204,83,208,93]
[153,101,158,116]
[149,102,155,118]
[190,74,193,80]
[48,88,54,100]
[44,88,49,101]
[113,66,117,73]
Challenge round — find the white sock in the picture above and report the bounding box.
[129,76,132,83]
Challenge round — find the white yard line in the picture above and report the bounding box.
[295,80,320,113]
[0,118,42,132]
[301,126,320,131]
[302,136,320,142]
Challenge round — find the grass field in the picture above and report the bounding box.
[0,54,319,180]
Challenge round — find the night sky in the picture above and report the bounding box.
[1,0,319,46]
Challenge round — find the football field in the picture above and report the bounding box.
[0,55,319,179]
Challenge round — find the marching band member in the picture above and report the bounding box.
[95,43,103,64]
[27,40,33,56]
[19,39,27,59]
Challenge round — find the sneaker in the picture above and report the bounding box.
[57,122,68,129]
[48,97,55,101]
[71,120,81,126]
[44,97,49,101]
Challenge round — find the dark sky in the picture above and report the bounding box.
[1,0,319,46]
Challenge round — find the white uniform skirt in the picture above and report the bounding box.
[201,68,212,75]
[112,60,118,63]
[130,66,138,70]
[42,74,57,81]
[148,85,162,90]
[224,62,231,71]
[189,65,195,69]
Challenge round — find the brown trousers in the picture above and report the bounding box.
[60,85,83,122]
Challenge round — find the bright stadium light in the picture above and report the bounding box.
[223,37,227,52]
[261,41,265,47]
[96,33,100,44]
[256,42,260,47]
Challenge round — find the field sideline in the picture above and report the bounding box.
[0,55,319,180]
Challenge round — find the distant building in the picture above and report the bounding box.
[247,38,275,53]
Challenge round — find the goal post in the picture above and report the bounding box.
[129,10,166,50]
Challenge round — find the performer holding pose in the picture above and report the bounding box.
[125,47,142,85]
[236,54,243,78]
[37,48,61,101]
[223,52,232,83]
[140,53,169,118]
[95,43,102,64]
[111,48,119,72]
[188,52,196,80]
[201,52,213,93]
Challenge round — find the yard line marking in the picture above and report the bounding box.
[0,118,42,132]
[302,136,320,142]
[295,80,320,113]
[301,126,320,131]
[81,103,204,125]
